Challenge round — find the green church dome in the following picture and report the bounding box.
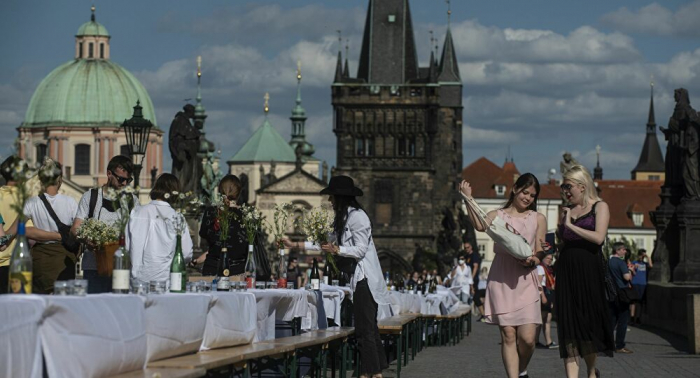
[76,20,109,37]
[22,59,157,128]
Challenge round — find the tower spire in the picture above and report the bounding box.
[438,1,460,82]
[446,0,451,26]
[647,76,656,134]
[91,4,96,22]
[343,39,350,78]
[334,30,343,83]
[264,92,270,115]
[594,145,603,180]
[290,61,314,158]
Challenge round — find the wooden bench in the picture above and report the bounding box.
[434,306,472,346]
[145,328,354,378]
[378,314,419,378]
[110,367,206,378]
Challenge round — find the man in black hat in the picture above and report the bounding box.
[283,175,389,378]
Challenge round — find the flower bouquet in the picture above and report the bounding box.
[4,157,36,223]
[238,203,264,245]
[103,185,137,236]
[76,218,120,275]
[301,208,338,275]
[165,191,202,236]
[267,203,293,249]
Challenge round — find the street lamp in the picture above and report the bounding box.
[121,100,153,189]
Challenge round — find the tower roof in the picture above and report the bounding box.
[229,117,297,163]
[632,83,664,175]
[77,6,110,37]
[356,0,419,84]
[438,26,460,82]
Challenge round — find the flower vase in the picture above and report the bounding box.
[96,242,120,276]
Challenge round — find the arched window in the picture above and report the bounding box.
[36,144,47,164]
[75,144,91,175]
[79,42,83,58]
[100,43,104,58]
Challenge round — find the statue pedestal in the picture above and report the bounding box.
[674,200,700,283]
[650,187,677,282]
[647,282,700,343]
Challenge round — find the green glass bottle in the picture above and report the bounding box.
[8,222,32,294]
[169,234,186,293]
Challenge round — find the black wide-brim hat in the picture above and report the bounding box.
[320,175,363,197]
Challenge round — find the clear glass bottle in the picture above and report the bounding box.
[245,244,256,289]
[8,222,32,294]
[169,234,186,293]
[112,234,130,294]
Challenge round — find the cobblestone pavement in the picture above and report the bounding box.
[397,318,700,378]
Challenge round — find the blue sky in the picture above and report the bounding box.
[2,0,700,180]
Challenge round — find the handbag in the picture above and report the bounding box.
[599,252,618,302]
[617,286,640,304]
[460,192,532,260]
[39,194,81,254]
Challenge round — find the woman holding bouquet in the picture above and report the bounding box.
[283,175,389,378]
[460,173,547,378]
[198,175,248,276]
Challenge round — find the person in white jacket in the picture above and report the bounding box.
[127,173,192,286]
[283,175,389,378]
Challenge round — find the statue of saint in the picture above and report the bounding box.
[560,152,579,176]
[668,88,700,199]
[200,151,222,203]
[169,104,200,193]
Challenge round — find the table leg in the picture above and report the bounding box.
[396,334,402,378]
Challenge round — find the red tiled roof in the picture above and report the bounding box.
[461,157,561,200]
[595,180,662,229]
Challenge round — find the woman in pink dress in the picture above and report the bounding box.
[460,173,547,378]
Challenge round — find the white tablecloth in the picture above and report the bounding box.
[40,294,147,378]
[0,296,45,378]
[141,293,211,363]
[202,292,256,350]
[249,289,309,341]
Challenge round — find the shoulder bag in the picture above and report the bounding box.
[38,194,81,254]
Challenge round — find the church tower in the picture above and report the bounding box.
[631,82,665,181]
[331,0,463,269]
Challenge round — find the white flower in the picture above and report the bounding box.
[172,191,179,196]
[164,193,170,199]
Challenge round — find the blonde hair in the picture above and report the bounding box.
[563,164,600,206]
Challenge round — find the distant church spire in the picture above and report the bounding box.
[647,76,656,134]
[594,145,603,180]
[343,39,350,78]
[438,0,460,82]
[631,78,665,180]
[334,30,343,83]
[290,61,315,158]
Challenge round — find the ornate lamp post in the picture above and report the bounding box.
[121,100,153,189]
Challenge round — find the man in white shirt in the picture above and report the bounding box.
[71,155,137,293]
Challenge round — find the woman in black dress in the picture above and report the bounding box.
[198,175,247,276]
[556,165,614,378]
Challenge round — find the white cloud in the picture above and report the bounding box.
[601,1,700,37]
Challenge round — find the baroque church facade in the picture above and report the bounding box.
[17,8,164,198]
[332,0,463,270]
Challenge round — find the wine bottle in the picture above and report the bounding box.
[169,234,186,293]
[245,244,256,289]
[112,234,130,294]
[310,258,320,290]
[8,222,32,294]
[323,260,330,285]
[216,247,231,291]
[385,271,391,290]
[277,249,287,289]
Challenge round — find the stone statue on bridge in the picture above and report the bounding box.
[169,104,201,194]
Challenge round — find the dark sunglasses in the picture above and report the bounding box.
[560,183,573,191]
[109,170,133,185]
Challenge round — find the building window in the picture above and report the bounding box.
[100,43,104,58]
[478,244,486,252]
[495,185,506,197]
[120,145,130,157]
[75,144,90,175]
[355,138,365,156]
[293,209,304,234]
[366,138,375,157]
[649,175,660,181]
[375,179,393,224]
[408,137,416,157]
[635,238,645,249]
[79,42,83,58]
[632,212,644,227]
[397,138,406,156]
[88,43,94,58]
[36,144,47,164]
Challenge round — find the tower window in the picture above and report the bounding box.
[36,144,47,164]
[366,138,375,157]
[75,144,91,175]
[397,138,406,156]
[100,43,104,58]
[408,137,416,157]
[88,43,94,58]
[79,42,83,58]
[356,138,365,156]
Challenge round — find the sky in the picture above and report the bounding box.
[2,0,700,181]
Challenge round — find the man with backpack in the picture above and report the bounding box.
[70,155,136,293]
